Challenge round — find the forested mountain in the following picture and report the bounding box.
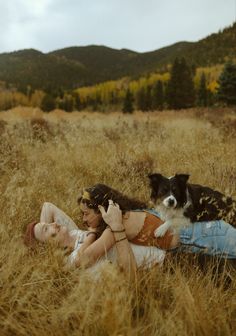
[49,42,192,83]
[0,23,235,92]
[0,49,89,91]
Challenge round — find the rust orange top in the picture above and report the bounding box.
[129,212,174,250]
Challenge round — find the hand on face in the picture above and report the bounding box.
[98,200,123,231]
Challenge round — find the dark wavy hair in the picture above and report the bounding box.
[78,183,147,232]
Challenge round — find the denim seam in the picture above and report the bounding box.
[179,243,232,257]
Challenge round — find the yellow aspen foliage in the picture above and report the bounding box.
[195,65,224,88]
[30,90,45,107]
[76,71,170,107]
[208,80,219,93]
[0,91,29,110]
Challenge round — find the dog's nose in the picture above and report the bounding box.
[168,198,175,206]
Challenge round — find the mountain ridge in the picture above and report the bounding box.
[0,23,235,92]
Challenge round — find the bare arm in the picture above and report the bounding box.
[75,230,97,257]
[111,231,137,277]
[40,202,78,231]
[74,227,115,268]
[99,200,137,278]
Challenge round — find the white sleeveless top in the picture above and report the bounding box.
[67,229,166,268]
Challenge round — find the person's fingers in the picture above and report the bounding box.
[98,205,106,215]
[114,202,120,208]
[108,199,114,205]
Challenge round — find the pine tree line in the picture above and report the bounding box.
[0,58,235,112]
[122,58,236,113]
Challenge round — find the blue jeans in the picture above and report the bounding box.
[179,220,236,259]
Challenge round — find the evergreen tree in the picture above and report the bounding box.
[94,93,102,110]
[152,80,164,110]
[26,85,33,99]
[63,95,74,112]
[145,85,152,111]
[217,61,236,105]
[58,98,65,110]
[136,86,152,111]
[88,93,102,111]
[136,87,147,111]
[41,93,56,112]
[122,89,134,113]
[74,92,82,111]
[57,87,64,99]
[109,91,118,105]
[167,57,195,109]
[197,72,208,106]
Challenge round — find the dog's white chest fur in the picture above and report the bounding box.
[154,201,191,238]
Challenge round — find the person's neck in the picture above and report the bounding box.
[62,231,76,249]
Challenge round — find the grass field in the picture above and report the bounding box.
[0,107,236,336]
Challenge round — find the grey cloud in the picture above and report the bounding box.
[0,0,235,53]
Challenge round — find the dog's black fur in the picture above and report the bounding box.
[148,173,236,227]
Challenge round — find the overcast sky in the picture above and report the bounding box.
[0,0,235,54]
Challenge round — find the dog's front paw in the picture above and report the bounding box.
[154,225,167,237]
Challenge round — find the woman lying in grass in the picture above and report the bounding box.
[24,202,166,274]
[24,184,236,275]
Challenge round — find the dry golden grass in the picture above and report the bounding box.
[0,107,236,336]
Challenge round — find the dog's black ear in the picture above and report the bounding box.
[148,173,163,185]
[175,174,190,184]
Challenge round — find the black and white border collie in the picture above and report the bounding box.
[148,173,236,237]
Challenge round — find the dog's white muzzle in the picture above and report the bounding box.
[163,195,177,208]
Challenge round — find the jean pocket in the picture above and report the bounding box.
[201,220,229,237]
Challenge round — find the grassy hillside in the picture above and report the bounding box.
[0,108,235,335]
